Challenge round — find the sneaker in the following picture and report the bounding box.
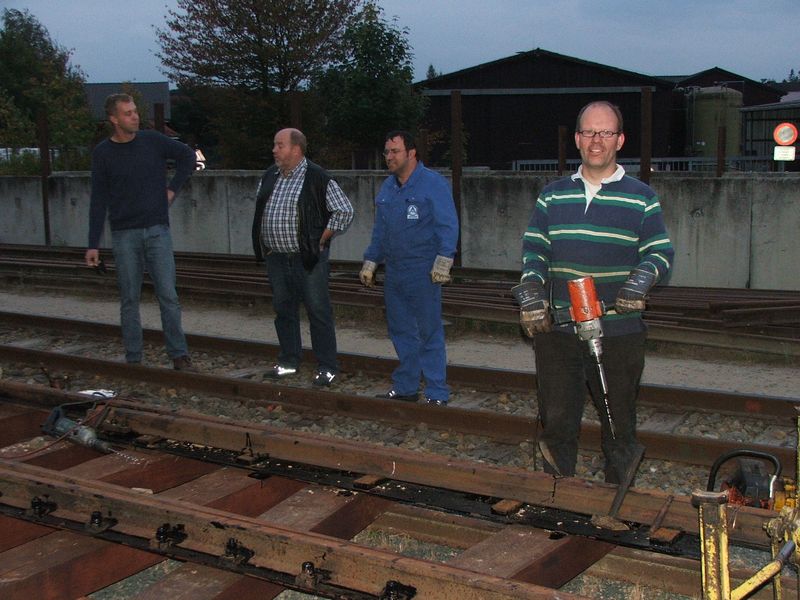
[173,355,196,371]
[313,370,336,387]
[264,364,297,379]
[375,390,418,402]
[426,397,448,406]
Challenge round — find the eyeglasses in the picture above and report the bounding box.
[382,148,405,156]
[577,130,620,138]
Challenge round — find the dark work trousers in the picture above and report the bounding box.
[533,330,647,483]
[264,249,338,374]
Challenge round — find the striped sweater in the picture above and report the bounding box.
[521,170,674,336]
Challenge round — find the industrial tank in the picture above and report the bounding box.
[687,86,743,157]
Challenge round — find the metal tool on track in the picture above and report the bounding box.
[41,404,113,453]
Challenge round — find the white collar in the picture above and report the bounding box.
[571,164,626,185]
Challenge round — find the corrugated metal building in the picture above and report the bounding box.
[741,99,800,171]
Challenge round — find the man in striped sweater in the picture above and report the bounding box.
[515,101,674,483]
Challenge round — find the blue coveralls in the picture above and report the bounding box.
[364,163,459,401]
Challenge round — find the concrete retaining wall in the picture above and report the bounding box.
[2,171,798,290]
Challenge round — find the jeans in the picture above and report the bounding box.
[534,330,646,483]
[384,261,449,401]
[111,224,188,363]
[265,250,338,373]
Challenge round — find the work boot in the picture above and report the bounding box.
[173,355,196,371]
[375,390,418,402]
[313,370,336,387]
[426,397,448,407]
[264,364,298,379]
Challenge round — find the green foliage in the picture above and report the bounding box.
[0,150,40,175]
[312,2,427,164]
[155,0,365,166]
[156,0,363,94]
[0,8,94,173]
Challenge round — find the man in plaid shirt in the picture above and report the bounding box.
[252,128,354,386]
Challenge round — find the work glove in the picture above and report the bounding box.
[359,260,377,287]
[511,280,552,336]
[430,255,454,284]
[615,265,657,313]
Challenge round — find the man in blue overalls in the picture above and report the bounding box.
[359,131,459,406]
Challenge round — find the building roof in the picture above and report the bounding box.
[417,47,674,90]
[670,67,784,104]
[84,82,171,121]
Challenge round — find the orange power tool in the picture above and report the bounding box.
[567,276,615,439]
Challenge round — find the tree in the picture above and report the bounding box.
[312,3,426,167]
[0,9,93,163]
[155,0,365,166]
[426,64,440,80]
[156,0,363,94]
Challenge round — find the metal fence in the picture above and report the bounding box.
[511,156,776,173]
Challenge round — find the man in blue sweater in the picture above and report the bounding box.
[514,101,674,483]
[85,93,196,370]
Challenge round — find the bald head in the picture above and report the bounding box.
[273,128,306,174]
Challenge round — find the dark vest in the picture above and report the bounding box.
[252,160,333,271]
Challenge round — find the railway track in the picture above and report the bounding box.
[0,390,793,599]
[0,311,796,486]
[0,287,798,595]
[2,244,799,357]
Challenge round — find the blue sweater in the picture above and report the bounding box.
[88,130,195,248]
[521,172,674,336]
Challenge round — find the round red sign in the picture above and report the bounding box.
[773,122,798,146]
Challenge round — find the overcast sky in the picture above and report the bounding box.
[3,0,798,85]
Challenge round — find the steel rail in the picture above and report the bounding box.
[0,397,777,550]
[0,398,790,599]
[2,245,799,351]
[0,339,795,475]
[0,458,575,600]
[1,311,797,418]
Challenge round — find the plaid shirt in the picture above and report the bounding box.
[260,158,353,253]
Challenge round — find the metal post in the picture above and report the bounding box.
[691,490,731,600]
[417,128,429,164]
[450,90,463,266]
[640,87,652,184]
[154,103,165,134]
[558,125,567,175]
[716,126,727,178]
[290,91,302,129]
[36,110,52,246]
